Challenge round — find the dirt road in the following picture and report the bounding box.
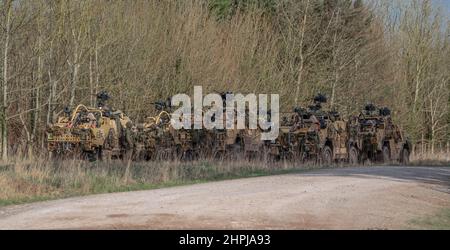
[0,166,449,229]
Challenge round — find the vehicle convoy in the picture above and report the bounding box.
[47,91,135,161]
[47,91,410,164]
[347,104,411,164]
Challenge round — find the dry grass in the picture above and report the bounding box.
[410,152,450,166]
[0,158,321,206]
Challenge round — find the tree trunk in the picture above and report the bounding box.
[95,40,100,99]
[421,132,424,156]
[2,1,12,161]
[69,63,79,108]
[447,141,449,161]
[30,32,43,159]
[413,62,421,112]
[294,0,310,105]
[89,51,94,106]
[69,40,79,108]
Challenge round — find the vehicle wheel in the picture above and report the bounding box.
[181,149,194,161]
[361,152,370,165]
[400,148,410,165]
[258,147,266,162]
[81,150,97,162]
[349,147,359,165]
[214,150,224,161]
[321,146,333,166]
[299,151,308,164]
[382,146,391,163]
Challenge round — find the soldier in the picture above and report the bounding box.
[96,91,112,116]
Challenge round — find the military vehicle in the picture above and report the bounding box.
[290,107,321,163]
[134,115,165,161]
[348,104,411,164]
[169,114,197,160]
[136,99,177,160]
[138,98,202,160]
[47,91,135,161]
[240,108,270,160]
[300,95,349,165]
[283,94,349,165]
[242,127,265,159]
[207,92,244,159]
[305,96,349,165]
[266,111,301,161]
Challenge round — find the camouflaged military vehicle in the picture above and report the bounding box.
[273,94,349,165]
[134,113,168,160]
[266,96,319,162]
[47,91,134,161]
[289,107,321,163]
[266,111,301,161]
[136,99,177,160]
[242,126,265,159]
[205,92,244,159]
[169,114,199,160]
[347,104,411,164]
[136,98,202,161]
[240,108,271,160]
[304,95,350,165]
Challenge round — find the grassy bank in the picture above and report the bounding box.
[0,159,320,207]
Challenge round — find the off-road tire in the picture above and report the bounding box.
[321,146,333,166]
[382,146,391,163]
[400,148,410,164]
[349,146,359,165]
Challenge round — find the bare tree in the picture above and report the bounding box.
[1,0,13,161]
